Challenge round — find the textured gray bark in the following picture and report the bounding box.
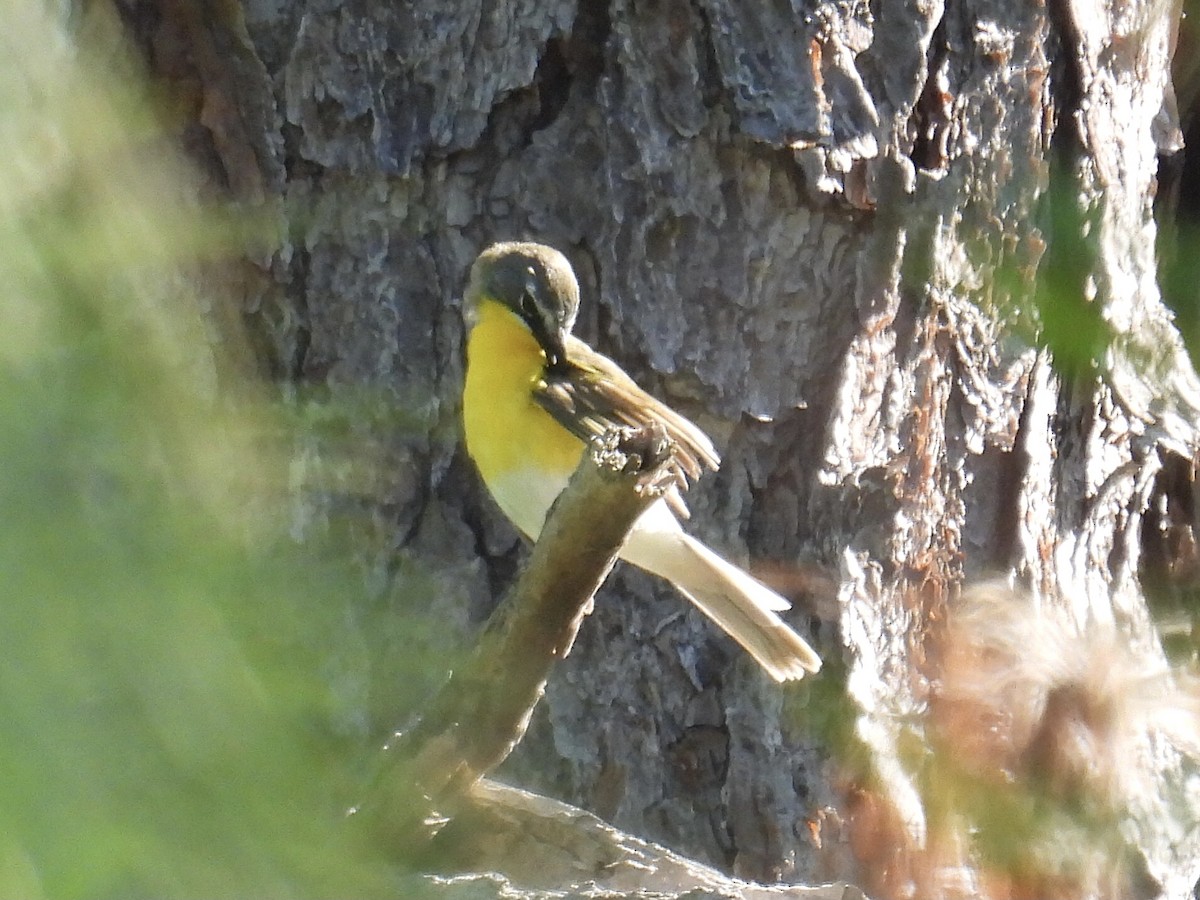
[130,0,1200,895]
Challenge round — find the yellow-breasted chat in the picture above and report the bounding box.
[461,242,821,682]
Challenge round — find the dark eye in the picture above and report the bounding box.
[519,291,537,320]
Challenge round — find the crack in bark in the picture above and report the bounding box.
[908,14,952,173]
[1045,0,1087,157]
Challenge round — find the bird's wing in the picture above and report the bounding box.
[534,336,720,511]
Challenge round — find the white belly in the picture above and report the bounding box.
[488,466,685,551]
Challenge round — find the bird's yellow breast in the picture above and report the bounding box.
[463,299,585,490]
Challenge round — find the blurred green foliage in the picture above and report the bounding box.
[7,0,1199,895]
[0,4,435,896]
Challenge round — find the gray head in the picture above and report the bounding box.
[464,242,581,368]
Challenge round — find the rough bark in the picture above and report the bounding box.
[124,0,1200,896]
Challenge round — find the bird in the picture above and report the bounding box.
[461,241,821,682]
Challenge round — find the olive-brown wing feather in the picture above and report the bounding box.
[534,337,720,498]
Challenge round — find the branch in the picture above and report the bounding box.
[354,424,674,844]
[417,777,870,900]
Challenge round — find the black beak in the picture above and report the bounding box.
[543,332,567,372]
[529,314,566,372]
[516,286,569,373]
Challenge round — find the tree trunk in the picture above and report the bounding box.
[126,0,1200,895]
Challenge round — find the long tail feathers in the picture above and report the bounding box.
[628,529,822,682]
